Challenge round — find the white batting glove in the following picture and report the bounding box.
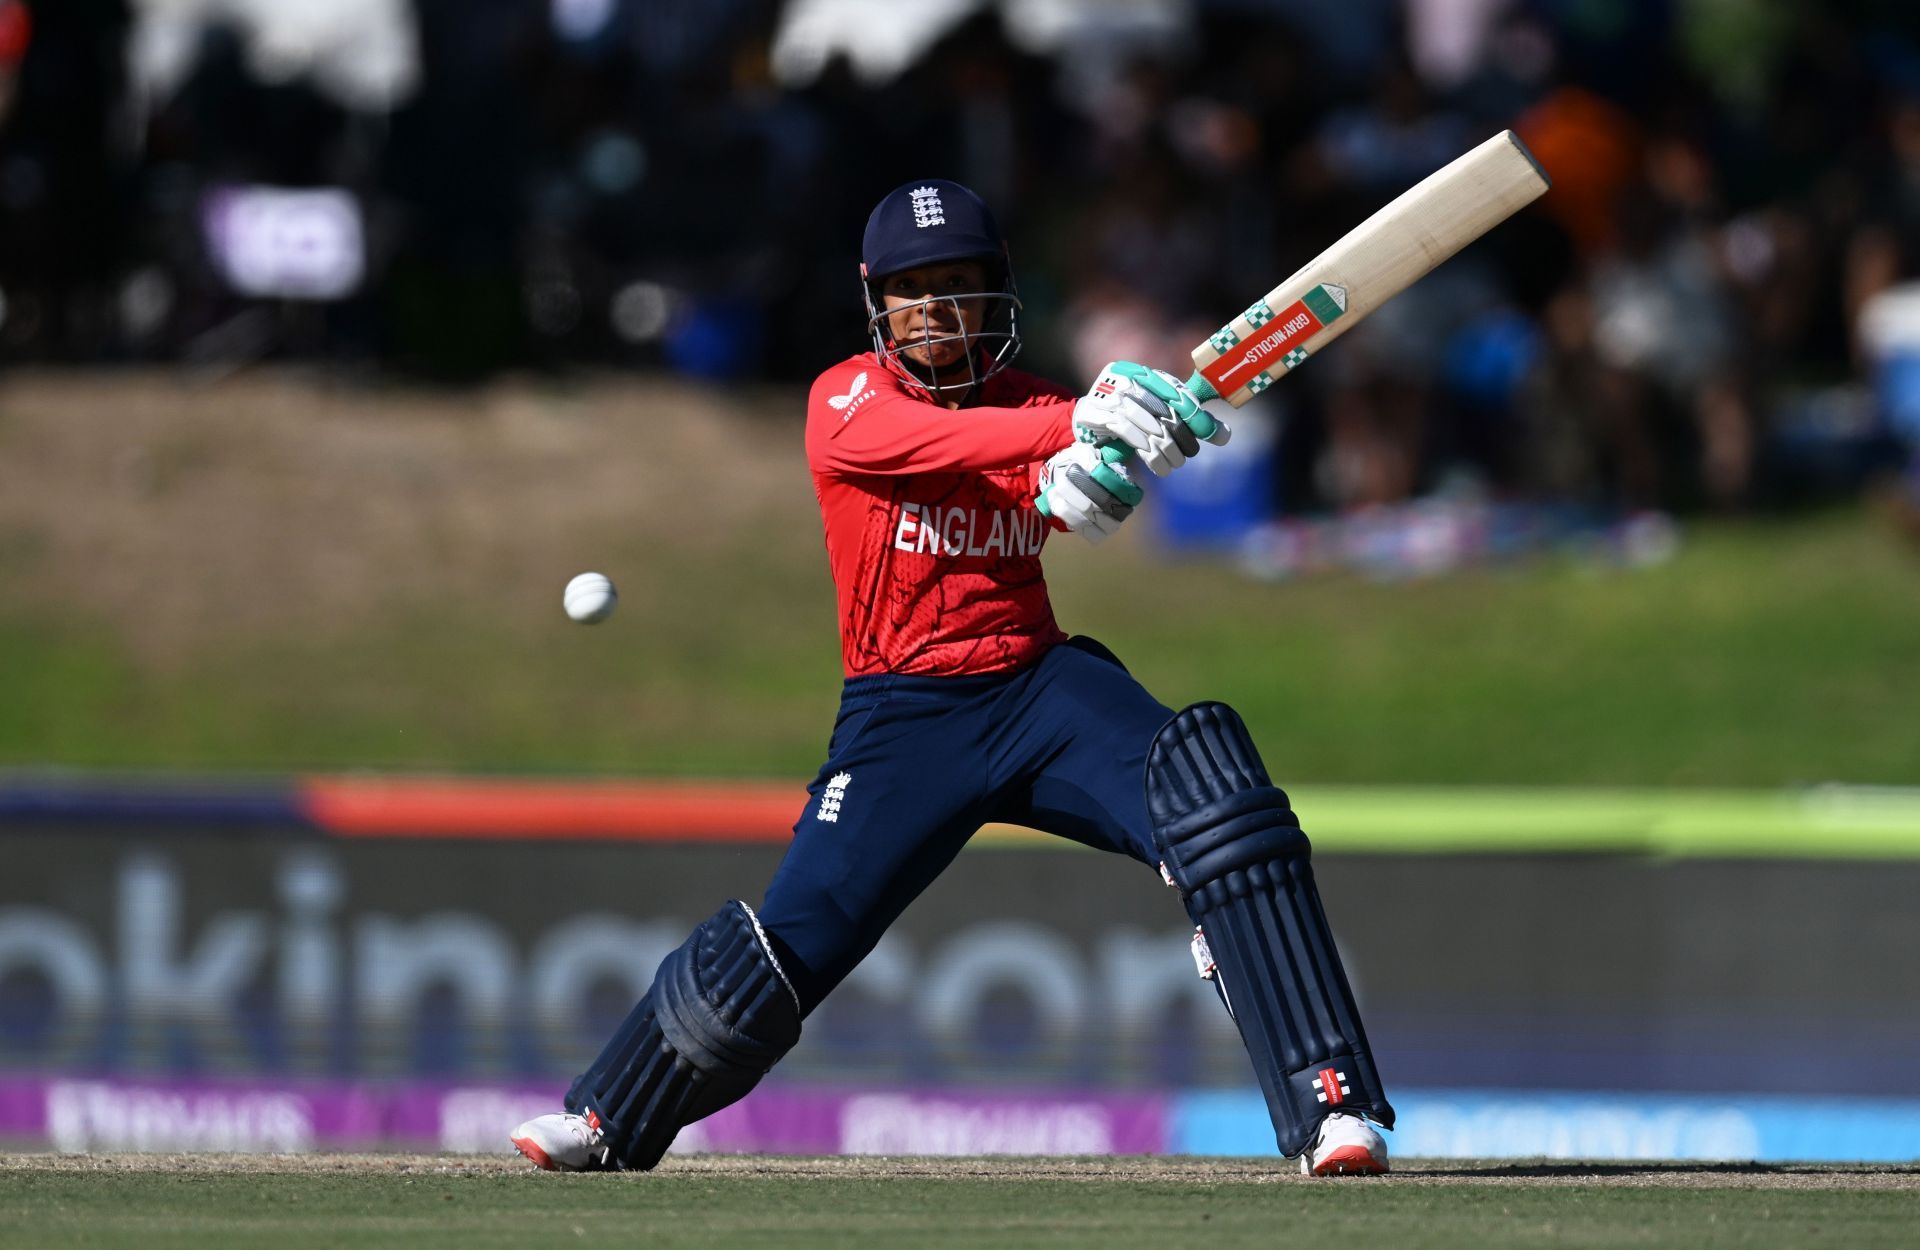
[1037,441,1140,545]
[1073,362,1206,476]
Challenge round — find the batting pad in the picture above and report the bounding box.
[567,900,802,1170]
[1147,702,1395,1157]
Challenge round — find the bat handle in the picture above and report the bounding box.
[1182,371,1222,440]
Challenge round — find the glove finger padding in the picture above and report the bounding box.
[1136,364,1231,447]
[1121,385,1196,468]
[1094,402,1175,476]
[1065,462,1134,520]
[1167,413,1201,458]
[1054,480,1119,544]
[1136,366,1204,444]
[1122,383,1185,476]
[1087,446,1143,508]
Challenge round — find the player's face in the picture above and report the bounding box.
[880,260,991,372]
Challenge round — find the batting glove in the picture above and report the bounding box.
[1075,362,1228,475]
[1036,441,1141,544]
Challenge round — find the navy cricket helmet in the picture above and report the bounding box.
[859,179,1022,397]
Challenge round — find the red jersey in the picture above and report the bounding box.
[805,352,1078,677]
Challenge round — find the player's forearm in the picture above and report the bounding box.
[810,400,1073,476]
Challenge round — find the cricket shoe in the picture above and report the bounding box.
[1299,1112,1389,1176]
[510,1111,611,1171]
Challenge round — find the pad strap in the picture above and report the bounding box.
[566,900,801,1170]
[1149,702,1394,1156]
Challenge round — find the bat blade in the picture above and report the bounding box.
[1186,129,1550,409]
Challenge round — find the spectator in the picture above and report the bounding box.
[3,2,1918,527]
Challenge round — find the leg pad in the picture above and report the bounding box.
[566,900,801,1170]
[1148,702,1394,1157]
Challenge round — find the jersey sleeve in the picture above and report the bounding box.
[807,365,1075,477]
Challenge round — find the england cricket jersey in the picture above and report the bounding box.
[805,352,1077,677]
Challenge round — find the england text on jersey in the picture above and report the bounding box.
[892,502,1048,558]
[805,352,1077,677]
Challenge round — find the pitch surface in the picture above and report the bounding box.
[5,1153,1918,1249]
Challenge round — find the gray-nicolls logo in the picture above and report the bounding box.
[817,771,852,823]
[909,186,945,228]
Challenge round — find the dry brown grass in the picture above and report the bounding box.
[0,369,815,665]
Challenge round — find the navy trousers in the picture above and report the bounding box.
[757,637,1174,1014]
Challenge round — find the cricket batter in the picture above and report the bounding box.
[513,180,1394,1175]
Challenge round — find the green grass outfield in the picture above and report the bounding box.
[5,1155,1919,1250]
[5,508,1916,786]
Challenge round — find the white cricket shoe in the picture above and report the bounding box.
[1299,1112,1389,1176]
[510,1111,609,1171]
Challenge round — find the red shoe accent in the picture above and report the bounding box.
[1310,1144,1387,1176]
[512,1134,557,1171]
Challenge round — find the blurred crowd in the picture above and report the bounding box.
[2,0,1919,522]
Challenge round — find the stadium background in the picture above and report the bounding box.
[2,0,1918,1162]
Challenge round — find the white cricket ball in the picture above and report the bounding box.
[563,571,618,623]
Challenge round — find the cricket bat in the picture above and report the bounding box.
[1170,131,1550,435]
